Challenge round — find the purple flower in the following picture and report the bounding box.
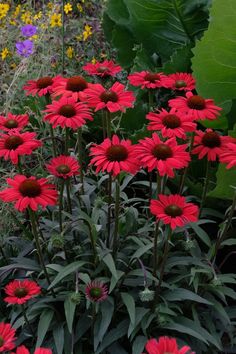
[21,24,37,37]
[16,40,34,58]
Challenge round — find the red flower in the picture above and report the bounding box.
[192,129,234,161]
[168,91,222,121]
[128,71,173,89]
[0,130,42,164]
[135,133,190,177]
[46,155,80,179]
[13,346,52,354]
[83,60,122,77]
[0,113,29,132]
[23,76,59,97]
[43,96,93,130]
[90,135,139,176]
[80,82,135,113]
[150,195,199,230]
[0,175,58,212]
[0,322,16,352]
[168,72,196,91]
[52,75,88,101]
[219,142,236,169]
[85,280,108,303]
[4,279,41,305]
[147,108,196,139]
[145,336,194,354]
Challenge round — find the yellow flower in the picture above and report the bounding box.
[64,2,72,14]
[47,2,53,10]
[10,62,17,70]
[40,23,47,29]
[9,19,17,25]
[66,46,74,59]
[50,13,62,27]
[21,11,32,24]
[77,4,83,12]
[34,11,42,20]
[83,24,92,41]
[30,34,38,41]
[1,47,9,60]
[0,3,9,19]
[91,57,96,64]
[76,34,83,41]
[13,4,21,18]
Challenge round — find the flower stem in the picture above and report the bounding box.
[22,304,34,335]
[49,125,57,157]
[157,172,162,195]
[153,221,160,278]
[199,159,211,217]
[148,90,153,110]
[77,128,84,194]
[65,128,70,155]
[18,156,23,174]
[107,173,112,247]
[106,110,111,138]
[113,177,120,258]
[59,180,65,233]
[179,132,195,194]
[66,179,72,214]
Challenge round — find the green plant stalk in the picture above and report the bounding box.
[153,221,160,278]
[157,172,162,196]
[66,179,72,214]
[199,159,211,217]
[106,110,111,138]
[18,156,23,174]
[148,90,153,110]
[49,125,57,157]
[179,132,195,194]
[22,304,34,335]
[77,128,84,194]
[65,128,70,155]
[102,111,106,139]
[213,190,236,262]
[59,179,65,233]
[28,209,53,290]
[107,173,112,247]
[113,177,120,258]
[62,0,65,74]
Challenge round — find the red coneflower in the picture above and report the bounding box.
[150,195,199,230]
[90,134,140,176]
[192,129,234,161]
[43,96,93,130]
[145,336,194,354]
[135,133,190,177]
[219,142,236,169]
[0,322,16,352]
[4,279,41,305]
[168,91,222,121]
[23,76,59,97]
[13,346,52,354]
[85,280,108,303]
[0,175,58,212]
[0,113,29,132]
[80,82,135,113]
[147,108,196,139]
[128,71,173,89]
[83,59,122,77]
[52,75,88,101]
[46,155,80,179]
[0,130,42,164]
[168,72,196,91]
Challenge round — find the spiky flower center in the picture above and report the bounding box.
[162,114,181,128]
[97,66,108,73]
[14,287,28,298]
[144,73,160,82]
[19,179,42,197]
[4,119,19,128]
[0,336,4,347]
[152,144,173,160]
[89,287,102,299]
[36,76,53,89]
[201,131,221,148]
[165,204,183,217]
[4,136,23,150]
[59,104,76,118]
[100,90,118,103]
[187,95,205,110]
[106,145,128,161]
[175,80,187,88]
[56,164,71,174]
[66,76,87,92]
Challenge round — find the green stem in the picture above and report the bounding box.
[148,90,153,110]
[179,132,195,194]
[107,174,112,247]
[59,180,65,233]
[49,125,57,157]
[66,179,72,214]
[102,111,106,139]
[18,156,23,174]
[113,177,120,258]
[157,172,162,196]
[62,0,65,74]
[65,128,70,155]
[106,110,111,138]
[153,221,160,278]
[77,128,84,194]
[199,159,210,217]
[22,304,34,335]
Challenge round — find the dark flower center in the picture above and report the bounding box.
[106,145,128,162]
[19,179,42,197]
[187,95,205,110]
[4,136,23,150]
[201,131,221,148]
[56,164,71,174]
[59,104,76,118]
[165,204,183,217]
[175,80,187,88]
[162,114,181,129]
[4,119,19,129]
[36,76,53,89]
[14,287,28,298]
[144,73,160,82]
[97,66,108,73]
[152,144,173,160]
[66,76,88,92]
[0,336,4,347]
[90,287,102,298]
[100,90,118,103]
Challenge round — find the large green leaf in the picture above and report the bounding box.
[208,164,236,200]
